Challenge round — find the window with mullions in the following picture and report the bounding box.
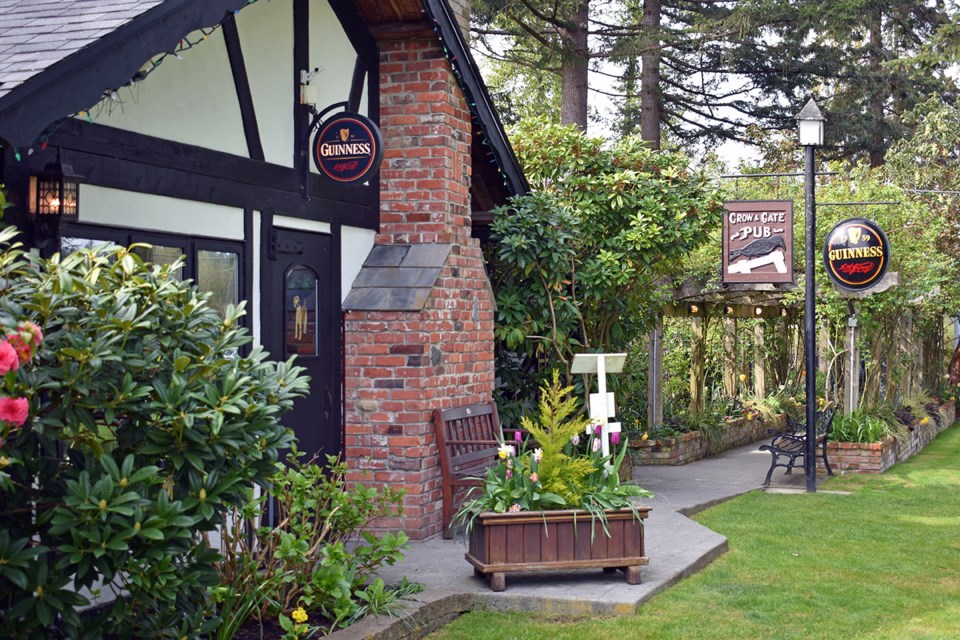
[60,226,243,318]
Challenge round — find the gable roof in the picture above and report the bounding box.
[0,0,527,200]
[0,0,249,149]
[0,1,163,102]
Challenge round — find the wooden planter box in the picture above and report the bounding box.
[465,507,651,592]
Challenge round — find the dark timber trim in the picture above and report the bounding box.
[422,0,528,197]
[348,58,366,113]
[327,0,378,70]
[46,119,376,225]
[62,148,374,226]
[0,0,250,148]
[244,207,256,338]
[222,13,265,161]
[293,0,309,178]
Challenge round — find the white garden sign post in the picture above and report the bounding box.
[571,353,627,458]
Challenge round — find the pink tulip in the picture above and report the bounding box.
[514,429,522,442]
[594,424,602,436]
[611,432,621,445]
[592,438,601,452]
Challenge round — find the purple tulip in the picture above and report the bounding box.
[514,429,522,442]
[594,424,602,436]
[611,432,621,445]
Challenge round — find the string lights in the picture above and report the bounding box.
[429,16,511,190]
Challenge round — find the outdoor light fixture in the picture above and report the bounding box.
[797,99,824,147]
[725,306,734,315]
[688,304,699,315]
[755,307,764,316]
[28,148,80,245]
[797,98,824,493]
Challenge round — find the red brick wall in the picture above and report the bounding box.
[343,37,496,539]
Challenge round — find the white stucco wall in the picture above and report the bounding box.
[78,185,244,239]
[341,226,375,302]
[85,28,246,156]
[236,0,295,166]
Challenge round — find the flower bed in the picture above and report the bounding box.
[629,414,787,466]
[824,400,956,474]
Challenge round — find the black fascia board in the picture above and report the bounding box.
[421,0,529,197]
[0,0,249,149]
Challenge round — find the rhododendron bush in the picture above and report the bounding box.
[0,226,308,638]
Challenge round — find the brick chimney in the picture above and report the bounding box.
[341,34,495,539]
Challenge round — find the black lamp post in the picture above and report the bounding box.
[797,98,824,493]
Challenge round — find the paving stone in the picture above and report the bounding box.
[336,439,811,639]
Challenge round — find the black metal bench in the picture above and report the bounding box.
[760,404,836,485]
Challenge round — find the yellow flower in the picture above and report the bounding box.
[739,374,747,382]
[497,444,513,459]
[292,607,308,624]
[921,417,930,425]
[641,432,649,441]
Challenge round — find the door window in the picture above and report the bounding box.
[285,265,318,357]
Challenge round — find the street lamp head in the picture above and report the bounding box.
[796,98,824,147]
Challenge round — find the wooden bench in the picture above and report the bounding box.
[760,403,837,485]
[433,401,502,539]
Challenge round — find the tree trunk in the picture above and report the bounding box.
[868,12,886,167]
[722,317,737,399]
[690,316,707,417]
[560,0,590,131]
[640,0,661,148]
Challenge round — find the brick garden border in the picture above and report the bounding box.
[629,414,788,466]
[823,400,956,474]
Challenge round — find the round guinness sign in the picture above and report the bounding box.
[312,112,384,185]
[822,218,890,291]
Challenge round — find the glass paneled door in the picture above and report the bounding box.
[263,228,340,460]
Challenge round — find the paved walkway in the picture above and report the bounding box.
[332,439,809,640]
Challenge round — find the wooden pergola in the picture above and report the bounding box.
[647,280,797,424]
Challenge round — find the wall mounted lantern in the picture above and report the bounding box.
[28,149,80,244]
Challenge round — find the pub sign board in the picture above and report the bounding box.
[312,112,384,185]
[822,218,890,291]
[722,201,794,285]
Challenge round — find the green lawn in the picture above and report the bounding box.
[428,426,960,639]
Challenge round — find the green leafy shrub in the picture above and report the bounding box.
[0,227,307,638]
[216,454,418,636]
[831,409,898,443]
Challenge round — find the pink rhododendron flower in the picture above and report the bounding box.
[0,341,19,375]
[5,334,32,364]
[0,397,29,427]
[20,321,43,346]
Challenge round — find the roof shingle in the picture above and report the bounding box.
[0,0,162,99]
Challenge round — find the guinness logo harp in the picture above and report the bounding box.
[823,218,890,291]
[312,113,384,184]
